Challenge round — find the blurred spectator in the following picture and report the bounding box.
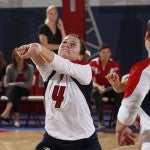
[89,43,123,129]
[0,48,34,127]
[38,5,66,54]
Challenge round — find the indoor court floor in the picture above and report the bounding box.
[0,105,140,150]
[0,130,140,150]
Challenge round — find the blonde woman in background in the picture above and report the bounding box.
[38,5,66,54]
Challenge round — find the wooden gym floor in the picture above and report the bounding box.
[0,130,140,150]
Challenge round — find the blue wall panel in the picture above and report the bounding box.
[89,6,150,75]
[0,6,150,75]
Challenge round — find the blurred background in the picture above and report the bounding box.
[0,0,150,75]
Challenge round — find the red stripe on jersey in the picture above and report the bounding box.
[124,58,150,98]
[71,60,88,65]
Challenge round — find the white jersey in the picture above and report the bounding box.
[118,58,150,132]
[37,54,95,141]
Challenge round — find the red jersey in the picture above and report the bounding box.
[89,57,120,87]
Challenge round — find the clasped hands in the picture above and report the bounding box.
[17,43,41,59]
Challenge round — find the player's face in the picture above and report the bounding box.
[58,35,83,61]
[99,48,111,61]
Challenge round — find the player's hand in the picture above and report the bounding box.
[106,72,120,86]
[17,44,29,56]
[17,43,41,59]
[116,127,136,146]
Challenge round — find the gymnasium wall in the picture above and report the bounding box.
[91,5,150,75]
[0,5,150,75]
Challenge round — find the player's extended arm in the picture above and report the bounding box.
[17,43,54,67]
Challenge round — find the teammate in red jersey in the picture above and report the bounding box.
[106,28,150,150]
[17,34,102,150]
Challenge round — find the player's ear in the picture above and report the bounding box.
[77,55,83,60]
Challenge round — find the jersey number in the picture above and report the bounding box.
[52,85,66,108]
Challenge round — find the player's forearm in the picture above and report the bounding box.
[31,53,45,67]
[116,119,127,133]
[30,44,54,67]
[113,82,126,93]
[38,45,54,63]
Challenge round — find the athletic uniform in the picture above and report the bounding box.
[35,54,101,150]
[118,58,150,150]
